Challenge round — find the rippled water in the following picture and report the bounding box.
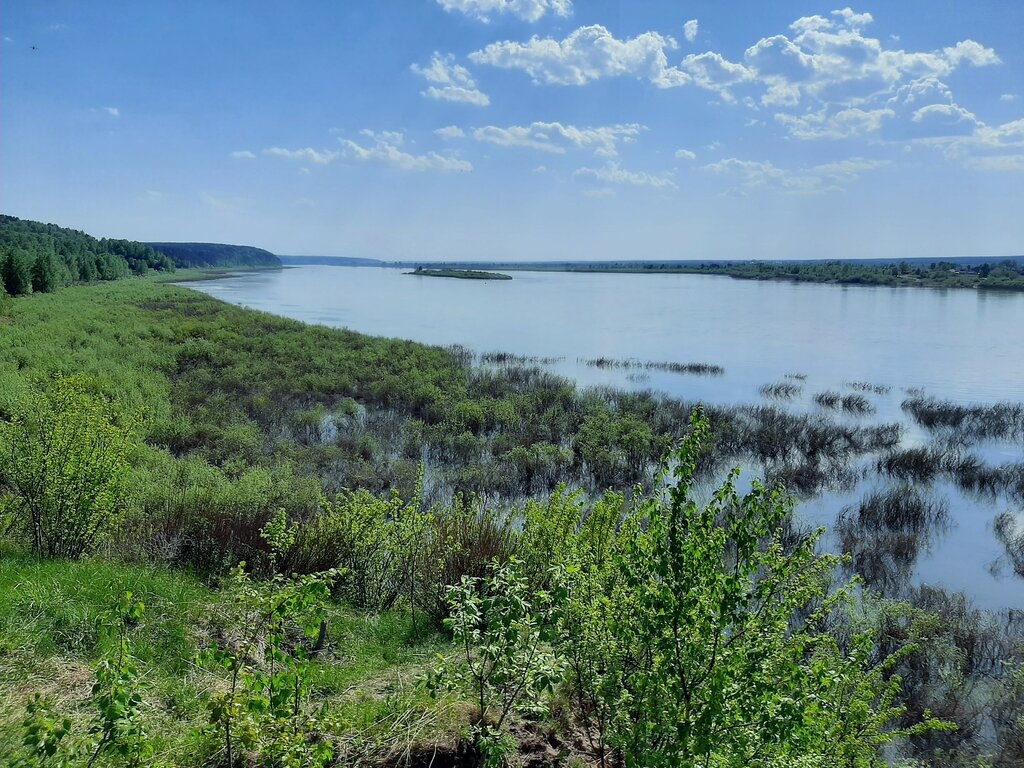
[186,266,1024,608]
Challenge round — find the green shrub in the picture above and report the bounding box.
[0,375,134,559]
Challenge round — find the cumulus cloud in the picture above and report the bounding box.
[471,121,643,157]
[231,150,256,159]
[340,130,473,172]
[738,7,1001,142]
[681,51,754,100]
[675,149,696,160]
[411,53,490,106]
[683,19,698,43]
[470,25,689,87]
[574,161,677,188]
[437,0,572,23]
[104,106,120,117]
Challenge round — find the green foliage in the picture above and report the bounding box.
[14,592,152,768]
[146,242,278,269]
[557,411,950,767]
[198,555,338,768]
[0,215,172,296]
[684,258,1024,292]
[431,560,563,765]
[0,375,135,559]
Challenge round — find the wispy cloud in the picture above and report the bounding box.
[264,147,340,164]
[411,53,490,107]
[472,121,642,157]
[104,106,120,117]
[574,161,676,188]
[683,19,698,43]
[230,150,256,159]
[436,0,572,23]
[340,130,473,172]
[703,154,890,194]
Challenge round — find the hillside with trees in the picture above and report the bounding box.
[147,241,281,269]
[0,215,174,295]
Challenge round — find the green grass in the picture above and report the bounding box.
[0,547,451,765]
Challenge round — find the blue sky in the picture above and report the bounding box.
[2,1,1022,261]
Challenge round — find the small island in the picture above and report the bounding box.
[407,266,512,280]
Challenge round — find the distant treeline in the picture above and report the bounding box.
[0,214,174,296]
[679,259,1024,290]
[147,241,282,269]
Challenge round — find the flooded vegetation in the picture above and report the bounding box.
[759,381,803,400]
[581,356,725,376]
[814,390,875,414]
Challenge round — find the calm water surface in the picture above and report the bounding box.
[187,266,1024,608]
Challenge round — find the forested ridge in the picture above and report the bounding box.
[0,220,1022,766]
[0,215,174,295]
[145,241,281,269]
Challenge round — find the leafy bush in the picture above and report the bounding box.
[0,375,134,559]
[430,560,563,765]
[556,411,948,767]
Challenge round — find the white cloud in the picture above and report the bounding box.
[230,150,256,159]
[681,51,754,100]
[811,157,889,178]
[774,106,894,140]
[411,53,490,106]
[472,121,643,157]
[943,39,1000,68]
[739,8,1001,142]
[437,0,572,23]
[574,161,676,188]
[1000,93,1018,102]
[434,125,466,139]
[964,154,1024,172]
[703,153,887,193]
[470,25,689,88]
[264,147,341,164]
[674,149,696,160]
[104,106,120,117]
[683,20,698,43]
[340,130,473,172]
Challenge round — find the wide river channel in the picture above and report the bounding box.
[186,266,1024,610]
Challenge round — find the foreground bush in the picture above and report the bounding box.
[0,375,134,559]
[553,412,948,767]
